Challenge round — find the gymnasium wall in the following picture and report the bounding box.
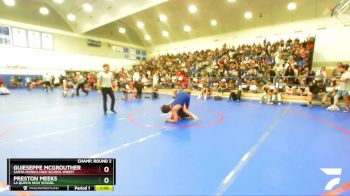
[312,25,350,67]
[0,47,137,76]
[149,17,350,69]
[0,18,144,76]
[2,16,350,78]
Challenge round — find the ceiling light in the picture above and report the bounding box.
[119,27,126,34]
[162,31,169,37]
[244,11,253,19]
[188,5,197,13]
[3,0,15,6]
[227,0,236,3]
[184,25,191,32]
[67,14,76,21]
[137,21,144,29]
[159,14,167,22]
[39,7,49,15]
[211,19,217,26]
[53,0,64,4]
[145,34,151,41]
[83,3,93,12]
[287,2,297,10]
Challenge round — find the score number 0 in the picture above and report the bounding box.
[103,166,110,184]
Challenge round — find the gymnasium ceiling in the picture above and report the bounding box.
[0,0,340,47]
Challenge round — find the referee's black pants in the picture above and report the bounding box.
[102,87,115,112]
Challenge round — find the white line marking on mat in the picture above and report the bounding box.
[0,124,94,145]
[215,104,291,196]
[88,132,162,158]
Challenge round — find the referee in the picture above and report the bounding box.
[97,64,116,115]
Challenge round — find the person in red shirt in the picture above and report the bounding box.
[307,37,314,50]
[88,73,95,90]
[176,71,182,77]
[0,76,3,86]
[182,75,189,88]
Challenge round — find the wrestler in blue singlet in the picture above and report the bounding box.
[171,91,190,118]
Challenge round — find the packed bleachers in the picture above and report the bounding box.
[122,36,348,109]
[142,37,314,81]
[2,36,349,109]
[125,37,316,90]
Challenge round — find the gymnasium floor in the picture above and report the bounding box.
[1,89,350,196]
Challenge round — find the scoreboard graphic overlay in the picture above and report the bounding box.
[7,159,116,192]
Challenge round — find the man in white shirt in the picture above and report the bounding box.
[152,73,158,88]
[315,67,327,83]
[76,72,88,96]
[97,64,116,115]
[339,65,350,112]
[133,71,141,82]
[43,73,52,92]
[25,76,32,91]
[328,64,350,112]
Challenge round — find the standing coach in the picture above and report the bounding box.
[97,64,116,115]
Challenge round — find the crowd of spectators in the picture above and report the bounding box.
[122,37,349,110]
[1,36,349,110]
[1,37,318,93]
[131,37,315,88]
